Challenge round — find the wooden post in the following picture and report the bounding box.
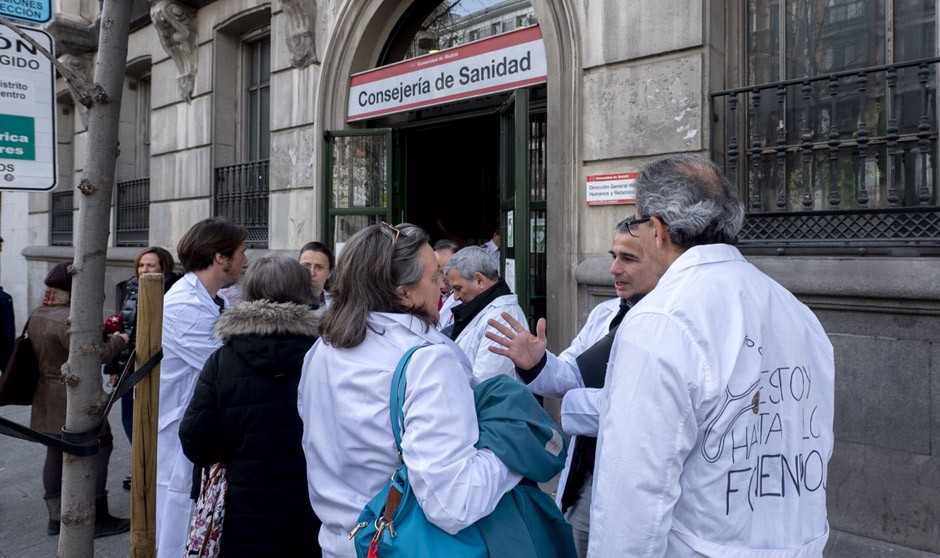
[130,273,163,558]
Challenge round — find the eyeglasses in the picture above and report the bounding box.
[619,216,652,238]
[380,221,402,244]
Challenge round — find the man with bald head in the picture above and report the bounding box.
[589,155,834,557]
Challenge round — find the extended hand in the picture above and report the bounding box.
[485,312,547,370]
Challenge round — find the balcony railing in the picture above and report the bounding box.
[50,190,74,246]
[214,160,269,247]
[115,178,150,247]
[711,56,940,253]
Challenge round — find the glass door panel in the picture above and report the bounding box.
[323,129,393,252]
[499,88,547,330]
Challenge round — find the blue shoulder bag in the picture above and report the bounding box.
[350,344,488,558]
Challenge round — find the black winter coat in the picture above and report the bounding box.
[106,271,182,375]
[180,300,322,557]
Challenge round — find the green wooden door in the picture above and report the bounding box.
[499,89,547,329]
[322,129,395,251]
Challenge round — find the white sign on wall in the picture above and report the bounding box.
[0,25,56,192]
[348,26,547,122]
[586,172,636,206]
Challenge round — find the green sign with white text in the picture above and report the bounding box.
[0,114,35,160]
[0,25,56,191]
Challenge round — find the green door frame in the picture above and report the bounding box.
[499,89,531,318]
[321,90,546,329]
[499,88,547,328]
[321,128,394,250]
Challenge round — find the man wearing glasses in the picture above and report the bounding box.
[589,155,834,557]
[484,218,659,557]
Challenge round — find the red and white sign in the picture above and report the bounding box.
[586,172,637,206]
[347,26,547,122]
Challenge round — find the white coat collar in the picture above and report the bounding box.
[661,244,745,281]
[369,312,448,345]
[181,271,229,308]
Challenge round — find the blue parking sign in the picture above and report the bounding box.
[0,0,53,25]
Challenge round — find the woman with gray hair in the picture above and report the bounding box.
[179,256,322,557]
[298,223,522,558]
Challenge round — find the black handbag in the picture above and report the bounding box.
[0,321,39,406]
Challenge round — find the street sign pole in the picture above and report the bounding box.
[0,23,57,192]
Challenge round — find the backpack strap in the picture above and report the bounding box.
[389,344,428,451]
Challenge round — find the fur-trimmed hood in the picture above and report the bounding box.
[215,299,319,342]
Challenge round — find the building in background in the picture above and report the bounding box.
[2,1,937,554]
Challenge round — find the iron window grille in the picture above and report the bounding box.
[115,178,150,247]
[711,56,940,255]
[214,160,269,248]
[50,190,74,246]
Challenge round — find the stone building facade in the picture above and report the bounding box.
[1,0,937,554]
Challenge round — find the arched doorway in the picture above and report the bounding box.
[316,0,581,345]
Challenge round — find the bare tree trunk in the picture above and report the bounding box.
[59,1,133,556]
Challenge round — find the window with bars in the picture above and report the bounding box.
[50,190,74,246]
[712,0,939,253]
[115,75,151,246]
[115,178,150,246]
[214,33,270,247]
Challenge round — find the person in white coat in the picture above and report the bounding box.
[443,245,527,382]
[298,223,521,558]
[590,155,834,557]
[433,239,460,332]
[156,218,248,558]
[484,219,660,557]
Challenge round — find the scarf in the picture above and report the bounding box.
[42,287,70,307]
[449,279,512,341]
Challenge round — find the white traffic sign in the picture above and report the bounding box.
[0,24,56,191]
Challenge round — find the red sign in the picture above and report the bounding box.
[586,172,637,206]
[348,26,547,121]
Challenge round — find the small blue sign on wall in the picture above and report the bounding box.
[0,0,52,25]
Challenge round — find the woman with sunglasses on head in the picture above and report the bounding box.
[297,223,522,558]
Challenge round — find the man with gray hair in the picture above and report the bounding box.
[444,245,527,383]
[589,155,834,557]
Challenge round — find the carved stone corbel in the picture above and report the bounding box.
[149,0,198,103]
[280,0,318,69]
[58,54,93,127]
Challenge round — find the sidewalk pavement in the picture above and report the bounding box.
[1,400,130,558]
[3,399,938,557]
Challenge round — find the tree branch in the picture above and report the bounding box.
[0,16,108,107]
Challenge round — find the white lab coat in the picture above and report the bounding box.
[525,297,621,505]
[454,293,528,383]
[590,244,834,557]
[298,312,521,558]
[156,273,225,558]
[482,239,500,270]
[437,291,459,331]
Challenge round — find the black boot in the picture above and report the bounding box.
[44,493,60,536]
[94,492,130,538]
